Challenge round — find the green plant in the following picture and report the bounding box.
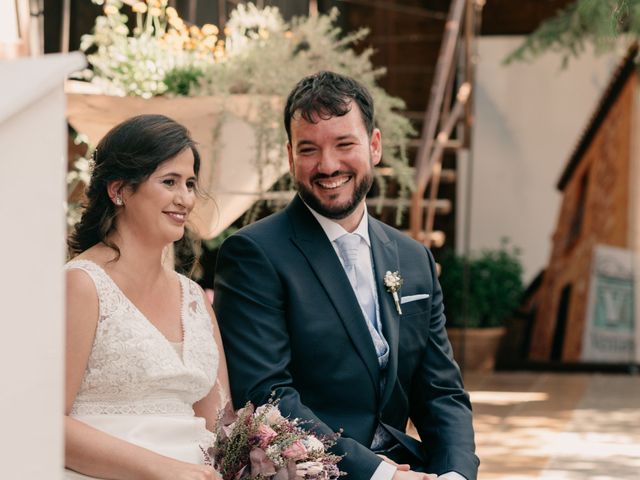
[504,0,638,67]
[78,0,220,97]
[439,240,524,328]
[164,65,205,95]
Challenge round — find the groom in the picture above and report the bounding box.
[214,71,479,480]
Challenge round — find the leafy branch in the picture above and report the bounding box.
[504,0,639,67]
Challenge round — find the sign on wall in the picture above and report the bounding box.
[582,244,636,363]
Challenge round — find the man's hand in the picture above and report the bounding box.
[378,454,438,480]
[392,469,437,480]
[377,454,410,472]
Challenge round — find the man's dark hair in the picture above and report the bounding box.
[284,71,375,142]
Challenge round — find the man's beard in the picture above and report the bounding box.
[295,169,374,220]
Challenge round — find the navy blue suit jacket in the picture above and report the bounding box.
[214,196,479,480]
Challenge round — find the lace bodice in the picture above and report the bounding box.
[65,260,219,417]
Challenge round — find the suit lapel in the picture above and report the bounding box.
[369,219,400,408]
[287,197,381,390]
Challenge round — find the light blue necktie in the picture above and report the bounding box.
[335,233,392,450]
[335,234,389,367]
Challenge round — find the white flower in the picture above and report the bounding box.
[302,435,325,453]
[224,2,285,55]
[384,271,403,314]
[296,461,325,477]
[383,271,403,291]
[265,444,285,468]
[256,403,285,426]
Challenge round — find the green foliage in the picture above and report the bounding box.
[504,0,638,67]
[163,66,205,96]
[439,239,524,328]
[78,0,216,98]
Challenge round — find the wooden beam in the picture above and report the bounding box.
[367,198,451,214]
[410,0,466,239]
[424,83,471,237]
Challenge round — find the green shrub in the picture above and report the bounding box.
[439,239,524,328]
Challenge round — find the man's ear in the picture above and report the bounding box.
[287,142,295,176]
[370,128,382,166]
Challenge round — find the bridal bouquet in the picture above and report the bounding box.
[206,401,343,480]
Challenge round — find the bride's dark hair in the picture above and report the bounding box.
[68,114,201,258]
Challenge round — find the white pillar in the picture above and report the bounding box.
[0,52,85,478]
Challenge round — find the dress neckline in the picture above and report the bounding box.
[68,258,188,365]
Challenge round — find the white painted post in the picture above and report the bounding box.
[0,52,85,478]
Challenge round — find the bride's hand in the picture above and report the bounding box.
[153,459,220,480]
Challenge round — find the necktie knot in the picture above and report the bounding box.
[335,234,360,268]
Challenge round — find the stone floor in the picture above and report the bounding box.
[464,372,640,479]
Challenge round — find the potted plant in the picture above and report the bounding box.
[438,239,524,370]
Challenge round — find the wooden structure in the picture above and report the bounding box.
[529,46,640,362]
[407,0,478,248]
[340,0,484,250]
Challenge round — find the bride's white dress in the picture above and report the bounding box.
[64,260,219,479]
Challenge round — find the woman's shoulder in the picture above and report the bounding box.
[67,244,114,266]
[65,258,105,290]
[65,263,100,311]
[65,247,117,299]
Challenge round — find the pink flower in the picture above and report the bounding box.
[250,448,276,477]
[255,424,278,448]
[282,440,307,461]
[220,401,238,427]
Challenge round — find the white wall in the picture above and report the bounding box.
[0,53,84,478]
[461,37,619,283]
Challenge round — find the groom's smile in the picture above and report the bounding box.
[314,171,353,191]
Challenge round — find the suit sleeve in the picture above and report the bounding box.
[213,233,383,480]
[408,247,479,480]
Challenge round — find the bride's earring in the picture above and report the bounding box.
[115,195,123,206]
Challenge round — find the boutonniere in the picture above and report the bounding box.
[383,270,403,315]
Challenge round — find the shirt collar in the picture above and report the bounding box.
[303,198,371,247]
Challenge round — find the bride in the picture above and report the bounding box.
[65,114,228,479]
